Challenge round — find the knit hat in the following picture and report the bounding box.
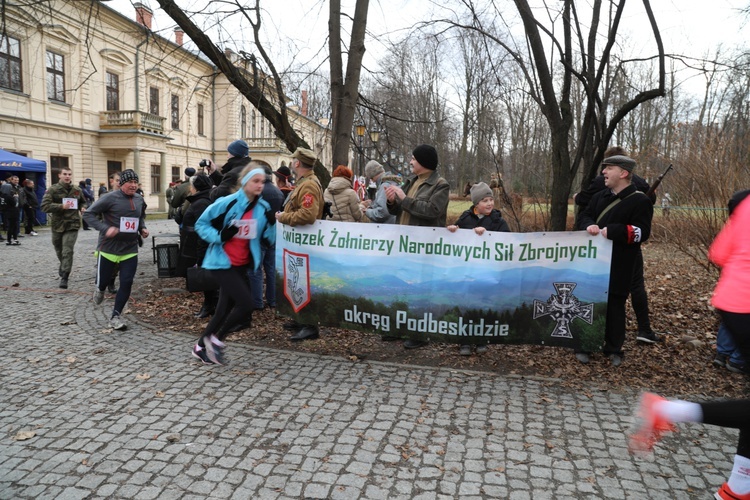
[119,169,139,184]
[184,167,196,177]
[85,178,92,184]
[412,144,438,170]
[292,147,317,167]
[273,165,292,181]
[227,139,250,158]
[192,173,213,192]
[602,155,636,172]
[470,182,494,205]
[364,160,385,179]
[333,165,353,179]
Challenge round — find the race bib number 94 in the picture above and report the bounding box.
[120,217,139,233]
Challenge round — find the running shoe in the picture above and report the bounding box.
[93,288,104,305]
[715,482,750,500]
[628,392,677,454]
[204,339,226,365]
[109,314,126,330]
[192,345,214,365]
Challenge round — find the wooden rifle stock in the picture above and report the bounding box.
[646,164,673,198]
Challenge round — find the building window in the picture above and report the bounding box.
[106,72,119,111]
[50,156,70,184]
[198,103,205,136]
[251,109,256,137]
[171,166,180,183]
[150,164,161,193]
[0,34,22,92]
[46,50,65,102]
[107,161,123,182]
[171,94,179,130]
[240,105,247,138]
[149,87,159,115]
[261,118,265,138]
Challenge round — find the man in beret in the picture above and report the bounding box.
[273,165,294,201]
[576,154,654,367]
[385,144,450,349]
[276,147,325,341]
[575,146,661,346]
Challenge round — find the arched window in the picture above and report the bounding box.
[251,109,257,137]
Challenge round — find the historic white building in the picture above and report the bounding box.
[0,0,331,211]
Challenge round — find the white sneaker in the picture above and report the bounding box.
[29,231,38,236]
[93,288,104,305]
[109,315,126,330]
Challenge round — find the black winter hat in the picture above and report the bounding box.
[412,144,438,170]
[192,173,213,192]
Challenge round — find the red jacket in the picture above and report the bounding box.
[709,196,750,313]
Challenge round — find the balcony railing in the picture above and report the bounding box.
[100,110,166,135]
[245,137,289,152]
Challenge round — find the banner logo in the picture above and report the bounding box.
[283,249,311,313]
[533,282,594,338]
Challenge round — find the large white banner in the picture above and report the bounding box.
[275,221,612,350]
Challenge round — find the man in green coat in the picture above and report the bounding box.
[41,167,87,289]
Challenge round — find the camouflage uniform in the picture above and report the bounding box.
[41,181,86,280]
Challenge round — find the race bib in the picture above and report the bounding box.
[62,198,78,209]
[232,219,257,240]
[120,217,139,233]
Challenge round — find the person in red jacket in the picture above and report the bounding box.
[629,191,750,500]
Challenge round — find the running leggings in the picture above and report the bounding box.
[96,254,137,318]
[706,310,750,457]
[201,266,253,343]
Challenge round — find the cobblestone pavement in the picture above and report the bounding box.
[0,219,741,499]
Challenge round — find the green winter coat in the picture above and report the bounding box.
[41,181,86,232]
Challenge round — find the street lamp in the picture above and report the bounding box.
[398,153,405,175]
[355,123,366,177]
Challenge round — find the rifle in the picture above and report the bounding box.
[646,163,673,199]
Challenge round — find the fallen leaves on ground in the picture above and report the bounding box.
[133,241,748,399]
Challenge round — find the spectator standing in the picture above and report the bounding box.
[447,181,510,356]
[206,140,252,201]
[98,182,107,199]
[166,182,176,219]
[177,174,216,318]
[84,169,148,330]
[324,165,364,222]
[362,160,398,224]
[249,165,284,312]
[41,167,87,289]
[170,167,196,217]
[574,146,661,345]
[1,175,21,245]
[79,180,95,230]
[386,144,450,349]
[192,167,276,364]
[22,179,39,236]
[276,147,325,342]
[576,155,653,366]
[273,165,294,201]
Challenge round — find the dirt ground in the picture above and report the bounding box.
[132,241,748,399]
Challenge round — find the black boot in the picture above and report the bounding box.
[59,272,69,289]
[194,306,211,319]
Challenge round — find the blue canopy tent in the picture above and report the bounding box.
[0,149,48,225]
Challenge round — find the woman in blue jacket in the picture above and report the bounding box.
[193,167,276,365]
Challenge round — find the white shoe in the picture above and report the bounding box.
[29,231,38,236]
[109,315,126,330]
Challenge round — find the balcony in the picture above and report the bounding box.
[100,110,166,135]
[245,137,290,154]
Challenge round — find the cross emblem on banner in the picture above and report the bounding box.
[533,282,594,338]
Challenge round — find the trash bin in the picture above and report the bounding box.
[155,243,179,278]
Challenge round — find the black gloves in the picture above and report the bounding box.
[220,225,239,242]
